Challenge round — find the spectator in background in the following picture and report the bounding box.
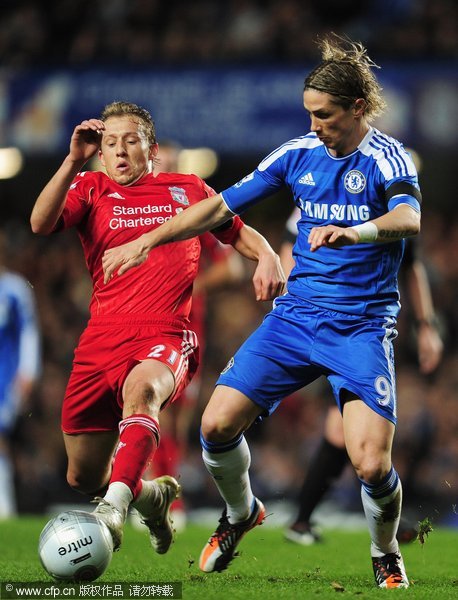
[281,207,443,546]
[0,228,41,517]
[1,0,456,67]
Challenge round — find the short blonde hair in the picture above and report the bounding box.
[304,34,387,122]
[100,101,156,144]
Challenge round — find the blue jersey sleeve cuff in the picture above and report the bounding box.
[387,195,421,213]
[220,191,239,215]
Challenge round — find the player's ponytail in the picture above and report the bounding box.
[304,33,387,122]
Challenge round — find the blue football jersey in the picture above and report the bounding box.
[0,272,40,414]
[222,127,421,317]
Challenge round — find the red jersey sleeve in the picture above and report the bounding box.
[211,215,244,245]
[58,171,95,229]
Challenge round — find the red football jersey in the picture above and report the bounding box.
[190,232,236,343]
[59,170,243,322]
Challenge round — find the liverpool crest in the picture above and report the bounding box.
[169,186,189,206]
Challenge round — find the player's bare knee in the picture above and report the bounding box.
[124,378,154,402]
[66,469,106,495]
[354,459,389,484]
[66,470,90,494]
[201,413,242,443]
[123,380,162,415]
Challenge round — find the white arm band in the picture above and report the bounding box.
[351,222,378,243]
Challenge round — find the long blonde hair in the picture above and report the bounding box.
[304,34,387,122]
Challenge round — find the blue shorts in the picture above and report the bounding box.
[217,294,399,424]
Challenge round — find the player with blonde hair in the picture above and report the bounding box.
[31,101,284,556]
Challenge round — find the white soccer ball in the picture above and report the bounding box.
[38,510,113,582]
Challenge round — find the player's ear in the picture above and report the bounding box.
[98,149,105,166]
[149,143,159,161]
[353,98,366,118]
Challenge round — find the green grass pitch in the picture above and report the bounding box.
[0,516,456,599]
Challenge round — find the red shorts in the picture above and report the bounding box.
[62,316,199,434]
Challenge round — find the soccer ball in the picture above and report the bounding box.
[38,510,113,582]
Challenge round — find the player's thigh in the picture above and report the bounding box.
[122,359,175,419]
[325,316,398,424]
[64,431,119,488]
[201,385,264,441]
[342,399,395,482]
[217,304,323,417]
[121,331,199,416]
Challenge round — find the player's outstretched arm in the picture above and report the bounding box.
[31,119,104,235]
[102,194,232,283]
[308,204,420,252]
[232,224,286,301]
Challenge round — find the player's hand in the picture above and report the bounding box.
[417,323,443,374]
[252,251,286,301]
[69,119,105,163]
[308,225,359,251]
[102,237,150,283]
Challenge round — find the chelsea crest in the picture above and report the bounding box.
[344,170,366,194]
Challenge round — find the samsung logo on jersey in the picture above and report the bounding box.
[299,199,370,222]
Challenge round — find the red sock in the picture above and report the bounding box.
[110,414,160,499]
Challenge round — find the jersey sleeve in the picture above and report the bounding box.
[191,175,245,245]
[221,149,286,214]
[211,215,244,245]
[386,179,422,213]
[383,147,422,213]
[202,179,217,198]
[56,171,96,230]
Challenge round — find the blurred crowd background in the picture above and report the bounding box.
[0,0,456,528]
[0,0,456,65]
